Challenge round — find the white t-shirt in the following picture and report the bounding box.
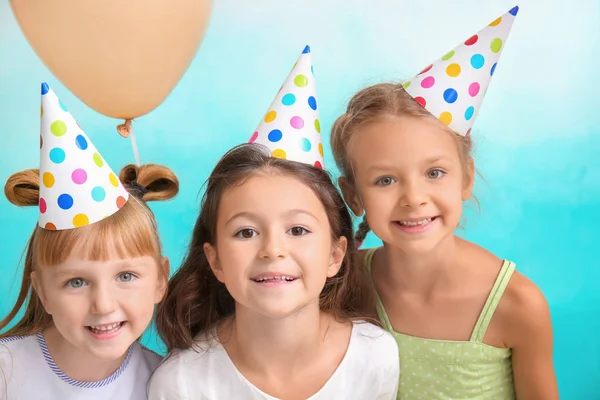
[0,332,161,400]
[148,321,400,400]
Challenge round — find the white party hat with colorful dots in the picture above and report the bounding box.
[39,82,129,230]
[249,45,324,169]
[402,5,519,136]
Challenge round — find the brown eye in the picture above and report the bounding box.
[288,226,309,236]
[236,229,256,239]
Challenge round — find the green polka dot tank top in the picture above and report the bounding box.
[364,248,516,400]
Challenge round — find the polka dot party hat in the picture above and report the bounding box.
[39,83,129,230]
[402,5,519,136]
[249,45,324,169]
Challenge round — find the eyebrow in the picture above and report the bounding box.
[225,209,319,226]
[52,269,85,279]
[52,260,150,278]
[366,164,398,173]
[365,156,452,173]
[423,156,452,164]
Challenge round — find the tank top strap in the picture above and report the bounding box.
[363,247,377,275]
[363,247,395,332]
[470,260,516,343]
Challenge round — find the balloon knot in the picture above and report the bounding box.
[117,119,133,138]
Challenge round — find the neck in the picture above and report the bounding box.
[43,325,127,382]
[380,234,463,296]
[223,301,331,375]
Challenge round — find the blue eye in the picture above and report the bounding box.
[235,228,257,239]
[118,272,136,282]
[427,169,446,179]
[376,176,396,186]
[66,278,87,288]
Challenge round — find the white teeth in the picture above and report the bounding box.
[254,276,295,282]
[398,218,432,227]
[90,322,121,331]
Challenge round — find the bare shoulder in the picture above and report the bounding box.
[459,238,502,263]
[459,240,552,347]
[500,270,551,323]
[458,238,504,277]
[496,269,552,347]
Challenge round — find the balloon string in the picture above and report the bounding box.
[130,125,141,167]
[116,119,141,166]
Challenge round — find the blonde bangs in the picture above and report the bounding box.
[33,197,161,267]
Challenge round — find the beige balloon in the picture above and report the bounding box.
[10,0,212,120]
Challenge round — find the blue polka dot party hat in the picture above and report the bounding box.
[39,82,129,230]
[249,45,324,169]
[402,5,519,136]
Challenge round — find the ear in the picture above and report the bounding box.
[462,157,475,201]
[31,271,51,315]
[203,242,225,283]
[338,177,364,217]
[155,257,171,304]
[327,236,348,278]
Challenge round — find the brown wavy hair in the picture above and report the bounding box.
[0,164,179,338]
[331,83,476,242]
[156,143,377,351]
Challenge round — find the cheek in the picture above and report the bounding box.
[438,181,466,209]
[300,237,335,277]
[119,286,158,327]
[49,294,88,322]
[220,251,247,277]
[361,190,396,217]
[129,280,163,302]
[214,247,249,292]
[127,298,155,319]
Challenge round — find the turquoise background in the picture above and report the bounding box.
[1,0,598,398]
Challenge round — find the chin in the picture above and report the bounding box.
[253,302,311,320]
[384,232,447,254]
[86,339,133,361]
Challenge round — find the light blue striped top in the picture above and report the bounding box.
[0,333,161,399]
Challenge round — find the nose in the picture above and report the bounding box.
[90,284,117,315]
[400,177,428,208]
[257,230,287,260]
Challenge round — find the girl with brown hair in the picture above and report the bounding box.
[149,143,399,400]
[149,45,398,400]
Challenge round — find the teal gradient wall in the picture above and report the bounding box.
[1,0,598,398]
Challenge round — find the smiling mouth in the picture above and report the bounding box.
[86,322,125,335]
[395,216,438,226]
[251,275,298,283]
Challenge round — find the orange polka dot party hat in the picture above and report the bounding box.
[39,82,129,230]
[249,45,324,169]
[402,5,519,136]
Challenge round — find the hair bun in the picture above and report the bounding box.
[4,169,40,207]
[119,164,179,202]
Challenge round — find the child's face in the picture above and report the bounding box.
[32,252,168,360]
[343,116,474,254]
[204,172,346,320]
